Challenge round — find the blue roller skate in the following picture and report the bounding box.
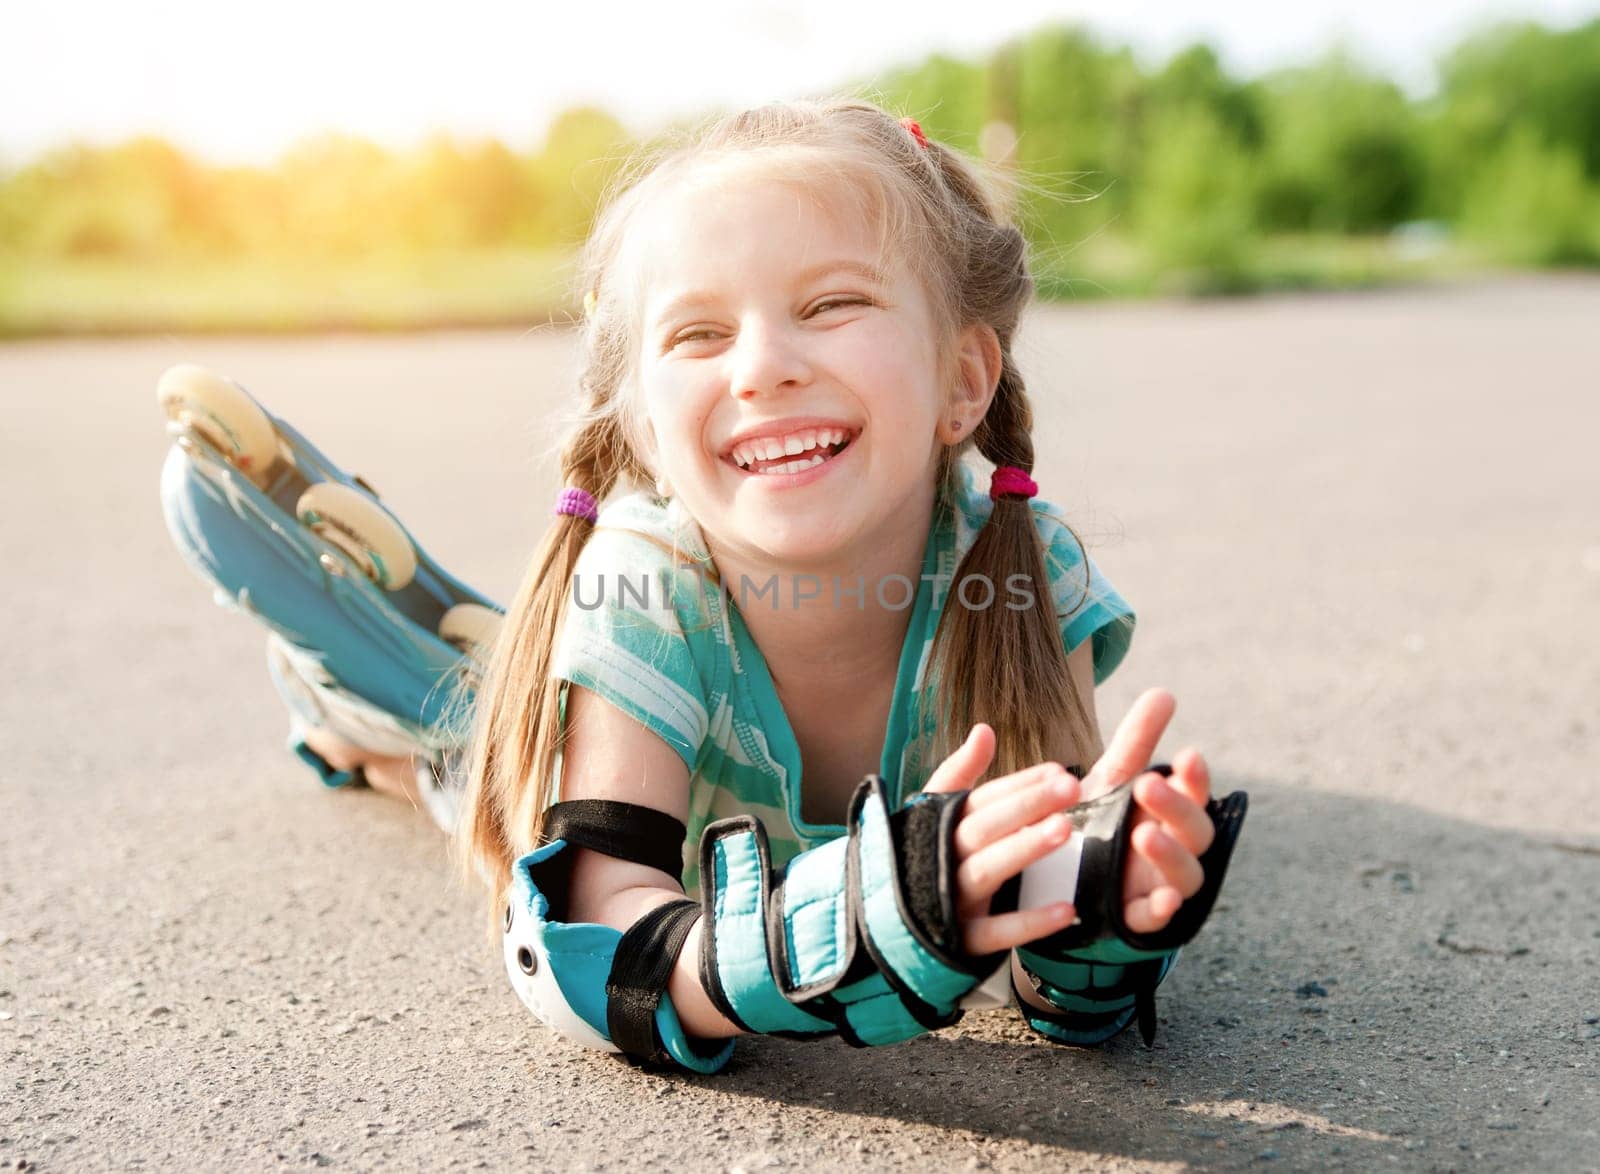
[155,363,504,831]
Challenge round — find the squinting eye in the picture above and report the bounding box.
[812,298,867,314]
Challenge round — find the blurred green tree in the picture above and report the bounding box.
[1422,19,1600,220]
[1458,125,1599,264]
[1253,49,1423,233]
[1133,105,1257,288]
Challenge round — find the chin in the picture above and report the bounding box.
[738,513,857,568]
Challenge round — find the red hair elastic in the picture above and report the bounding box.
[989,465,1038,501]
[899,117,928,149]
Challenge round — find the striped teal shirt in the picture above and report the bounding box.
[551,460,1135,895]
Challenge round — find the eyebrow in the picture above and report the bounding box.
[650,259,890,328]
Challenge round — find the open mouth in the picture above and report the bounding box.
[725,428,858,477]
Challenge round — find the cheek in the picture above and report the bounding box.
[836,326,936,411]
[642,386,713,470]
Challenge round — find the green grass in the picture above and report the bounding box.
[1032,232,1494,300]
[0,247,578,339]
[0,235,1512,339]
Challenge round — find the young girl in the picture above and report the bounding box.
[298,97,1239,1070]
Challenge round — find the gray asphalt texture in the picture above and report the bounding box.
[3,276,1597,1171]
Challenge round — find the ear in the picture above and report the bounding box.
[938,323,1003,445]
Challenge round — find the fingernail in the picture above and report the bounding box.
[1054,902,1076,922]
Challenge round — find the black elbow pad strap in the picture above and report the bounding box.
[605,897,703,1064]
[542,799,687,878]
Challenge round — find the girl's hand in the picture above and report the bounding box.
[1080,689,1215,935]
[920,724,1085,955]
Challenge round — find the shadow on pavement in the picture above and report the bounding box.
[632,775,1600,1167]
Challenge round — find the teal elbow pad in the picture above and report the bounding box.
[502,838,733,1074]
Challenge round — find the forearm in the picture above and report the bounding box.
[501,779,1005,1071]
[591,884,742,1041]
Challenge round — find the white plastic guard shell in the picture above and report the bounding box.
[502,895,620,1054]
[958,958,1014,1010]
[949,835,1090,1012]
[1018,833,1086,917]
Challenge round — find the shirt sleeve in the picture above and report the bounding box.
[550,525,710,774]
[1034,505,1136,687]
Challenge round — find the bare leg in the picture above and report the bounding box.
[301,726,424,809]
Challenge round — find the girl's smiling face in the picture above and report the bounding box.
[629,167,955,568]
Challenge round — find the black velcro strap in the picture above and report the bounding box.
[1115,788,1249,952]
[1120,790,1241,959]
[542,800,687,879]
[605,898,702,1063]
[891,795,960,954]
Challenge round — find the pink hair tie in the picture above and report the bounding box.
[554,487,598,523]
[989,465,1038,501]
[899,117,928,149]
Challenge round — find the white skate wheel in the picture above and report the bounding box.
[438,602,504,659]
[156,363,277,485]
[296,481,417,591]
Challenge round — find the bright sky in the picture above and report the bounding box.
[3,0,1594,168]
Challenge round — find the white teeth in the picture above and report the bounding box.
[754,453,828,476]
[729,427,851,468]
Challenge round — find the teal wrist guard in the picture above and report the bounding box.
[698,775,1007,1047]
[1015,766,1248,1047]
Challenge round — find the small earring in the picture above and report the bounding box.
[654,474,672,498]
[950,420,962,434]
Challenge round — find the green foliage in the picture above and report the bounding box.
[1252,50,1423,233]
[1011,25,1144,237]
[1140,44,1263,150]
[1458,125,1600,265]
[1436,19,1600,180]
[1133,106,1257,288]
[866,53,988,152]
[2,14,1596,334]
[523,106,632,247]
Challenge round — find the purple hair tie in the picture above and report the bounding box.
[554,486,598,523]
[989,465,1038,501]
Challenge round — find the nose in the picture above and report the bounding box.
[727,315,812,401]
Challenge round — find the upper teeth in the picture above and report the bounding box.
[730,428,849,468]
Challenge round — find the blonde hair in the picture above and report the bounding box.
[450,96,1099,916]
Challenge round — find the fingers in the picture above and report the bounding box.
[1133,770,1215,858]
[963,760,1076,812]
[1123,887,1184,935]
[922,724,996,795]
[954,768,1079,858]
[1132,821,1204,898]
[956,811,1073,916]
[1081,687,1175,798]
[963,901,1077,956]
[1168,746,1212,807]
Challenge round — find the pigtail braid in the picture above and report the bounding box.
[453,403,645,929]
[914,126,1101,782]
[924,360,1098,783]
